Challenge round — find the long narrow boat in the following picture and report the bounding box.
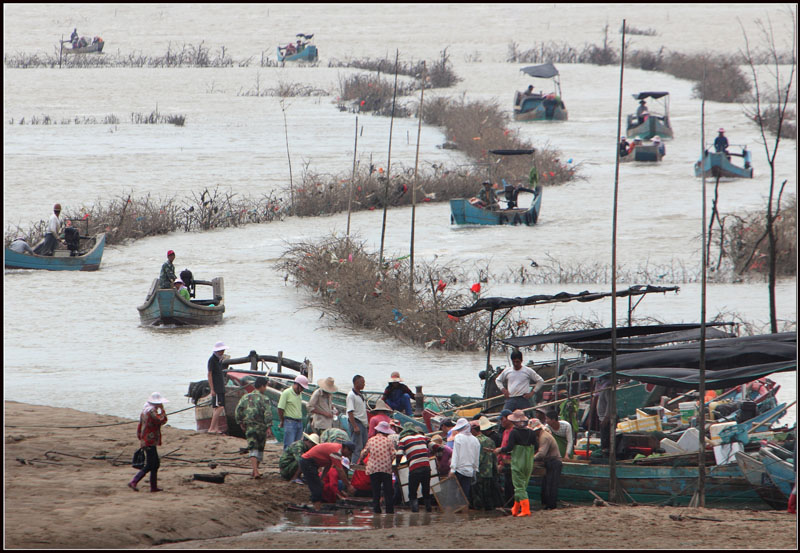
[694,150,753,179]
[625,91,673,140]
[4,232,105,271]
[759,444,795,498]
[137,277,224,326]
[63,40,104,54]
[450,187,541,226]
[735,450,788,509]
[527,455,766,508]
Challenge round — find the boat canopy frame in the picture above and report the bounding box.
[520,63,563,97]
[632,91,670,119]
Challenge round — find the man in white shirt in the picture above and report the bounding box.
[545,409,574,459]
[33,203,63,256]
[496,350,544,412]
[449,418,480,502]
[9,236,34,255]
[346,374,369,462]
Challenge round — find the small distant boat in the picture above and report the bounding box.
[513,63,568,121]
[277,33,317,63]
[694,148,753,179]
[137,277,225,326]
[626,92,673,140]
[61,37,104,55]
[5,231,105,271]
[450,187,542,226]
[633,142,664,162]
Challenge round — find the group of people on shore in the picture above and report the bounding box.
[130,343,572,516]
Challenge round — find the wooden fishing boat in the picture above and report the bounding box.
[450,187,541,226]
[137,277,224,326]
[632,143,663,162]
[63,40,104,54]
[759,444,795,498]
[277,34,318,63]
[694,150,753,179]
[527,454,766,508]
[626,92,673,140]
[735,450,788,509]
[4,232,105,271]
[513,63,568,121]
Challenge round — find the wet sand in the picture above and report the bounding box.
[4,401,797,549]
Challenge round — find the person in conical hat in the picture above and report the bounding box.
[308,376,339,436]
[368,398,394,439]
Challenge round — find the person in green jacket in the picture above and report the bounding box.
[174,278,190,301]
[495,409,537,517]
[279,433,319,481]
[235,377,274,479]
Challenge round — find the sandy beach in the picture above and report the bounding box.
[3,400,796,549]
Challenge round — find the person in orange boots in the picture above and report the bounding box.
[495,409,537,517]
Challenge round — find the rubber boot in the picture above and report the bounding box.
[515,499,531,517]
[511,500,521,516]
[424,496,432,512]
[150,471,163,492]
[410,499,419,513]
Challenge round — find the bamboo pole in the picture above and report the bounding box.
[409,61,425,292]
[281,99,294,212]
[608,19,627,504]
[696,69,708,508]
[378,50,400,266]
[346,115,358,238]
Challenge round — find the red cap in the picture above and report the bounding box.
[167,250,175,256]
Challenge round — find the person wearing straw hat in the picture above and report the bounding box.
[714,128,729,154]
[207,341,228,434]
[279,432,319,482]
[495,410,537,517]
[449,417,480,503]
[532,417,562,510]
[368,398,393,438]
[278,374,308,450]
[470,418,502,510]
[33,203,64,256]
[382,372,414,416]
[235,376,274,479]
[173,278,190,301]
[129,392,169,492]
[359,420,397,514]
[158,250,177,289]
[496,349,544,412]
[308,377,339,436]
[652,135,666,157]
[494,409,515,508]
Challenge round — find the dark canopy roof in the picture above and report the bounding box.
[446,285,679,318]
[617,361,796,390]
[489,149,535,156]
[521,63,560,79]
[569,333,797,378]
[501,323,732,349]
[632,91,669,100]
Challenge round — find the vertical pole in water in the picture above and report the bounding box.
[410,61,426,292]
[696,67,709,508]
[378,50,400,266]
[485,310,495,374]
[346,115,358,239]
[59,36,64,68]
[608,19,627,504]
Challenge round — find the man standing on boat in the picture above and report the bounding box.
[278,375,308,450]
[496,350,544,412]
[347,375,369,461]
[207,341,228,434]
[159,250,176,289]
[33,203,63,256]
[636,99,649,125]
[235,376,274,479]
[714,128,729,154]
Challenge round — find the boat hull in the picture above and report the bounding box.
[64,41,104,54]
[4,233,105,271]
[450,189,542,226]
[277,44,318,62]
[632,144,663,162]
[626,115,673,140]
[694,152,753,179]
[527,458,766,508]
[760,447,795,498]
[513,97,568,121]
[137,278,225,326]
[735,451,788,509]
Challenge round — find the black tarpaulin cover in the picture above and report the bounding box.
[520,63,560,79]
[616,361,796,390]
[632,91,670,100]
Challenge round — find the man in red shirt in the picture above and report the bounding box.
[299,441,356,511]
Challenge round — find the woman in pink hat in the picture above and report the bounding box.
[129,392,169,492]
[359,420,396,514]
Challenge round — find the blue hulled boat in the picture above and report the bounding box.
[694,149,753,179]
[137,277,225,326]
[513,63,568,121]
[277,33,318,63]
[4,232,105,271]
[450,187,542,226]
[626,91,673,140]
[759,444,795,498]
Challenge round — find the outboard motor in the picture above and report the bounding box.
[64,227,81,256]
[743,147,752,169]
[180,268,195,297]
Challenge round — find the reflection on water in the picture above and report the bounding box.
[263,509,504,533]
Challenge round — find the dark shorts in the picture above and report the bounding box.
[212,393,225,408]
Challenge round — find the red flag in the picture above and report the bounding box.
[470,283,481,294]
[436,280,446,293]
